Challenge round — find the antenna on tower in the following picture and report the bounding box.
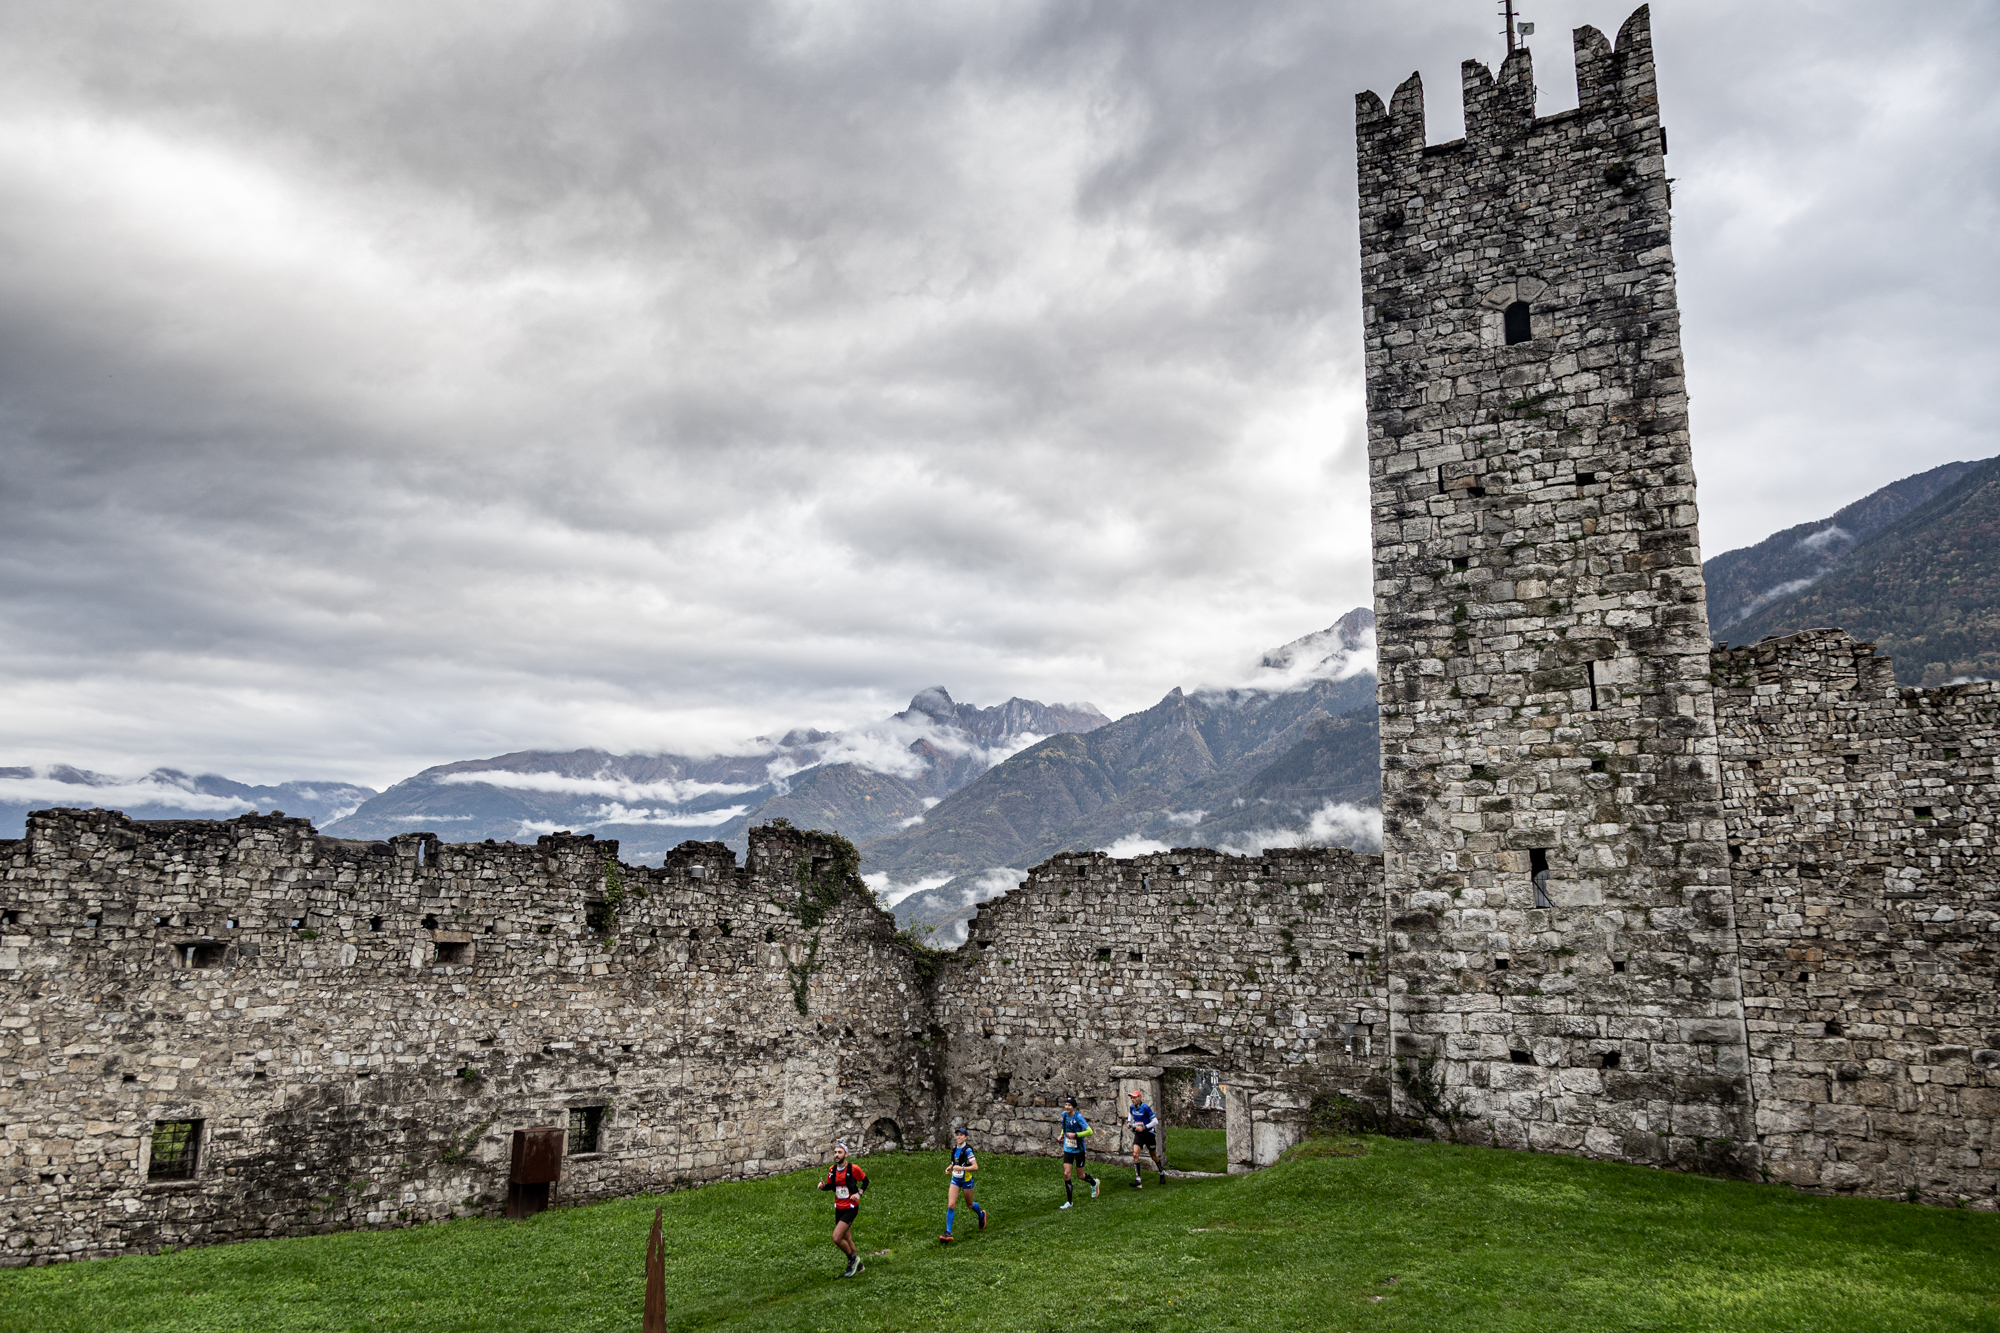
[1500,0,1532,53]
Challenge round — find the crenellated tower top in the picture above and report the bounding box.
[1357,6,1657,169]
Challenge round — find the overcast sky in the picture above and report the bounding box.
[2,1,1995,788]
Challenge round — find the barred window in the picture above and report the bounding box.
[568,1105,604,1155]
[149,1119,202,1181]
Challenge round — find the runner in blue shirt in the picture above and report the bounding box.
[939,1126,987,1242]
[1127,1088,1167,1188]
[1057,1096,1099,1209]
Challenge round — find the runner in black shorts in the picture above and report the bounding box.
[816,1141,868,1277]
[1127,1088,1166,1188]
[1057,1096,1099,1208]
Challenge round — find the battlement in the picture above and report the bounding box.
[1355,6,1657,164]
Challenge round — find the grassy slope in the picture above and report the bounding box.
[5,1138,1996,1333]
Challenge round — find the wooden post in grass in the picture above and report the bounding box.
[643,1206,666,1333]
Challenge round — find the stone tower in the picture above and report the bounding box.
[1357,7,1753,1165]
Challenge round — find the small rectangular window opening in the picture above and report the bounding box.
[585,901,614,932]
[1843,754,1860,766]
[1347,950,1366,963]
[567,1105,604,1155]
[1494,957,1510,971]
[148,1119,201,1181]
[1943,749,1960,760]
[1530,849,1552,909]
[368,916,383,931]
[1503,300,1532,345]
[1128,950,1143,963]
[1452,557,1469,571]
[1,909,19,926]
[435,941,470,965]
[1586,660,1600,711]
[1590,758,1606,773]
[1612,960,1627,973]
[1096,947,1112,963]
[1140,873,1150,892]
[992,1073,1012,1098]
[1576,471,1597,486]
[289,917,306,930]
[186,943,226,969]
[1509,1049,1533,1065]
[84,911,101,928]
[1600,1051,1621,1070]
[1914,806,1934,820]
[153,915,171,928]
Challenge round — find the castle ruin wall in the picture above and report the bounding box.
[931,847,1388,1170]
[1715,631,2000,1206]
[0,812,934,1264]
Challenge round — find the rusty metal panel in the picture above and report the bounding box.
[510,1126,565,1184]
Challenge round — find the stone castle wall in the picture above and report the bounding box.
[1715,631,2000,1205]
[1357,5,1750,1168]
[0,813,934,1264]
[929,848,1387,1170]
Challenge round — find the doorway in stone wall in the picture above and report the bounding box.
[1159,1050,1228,1174]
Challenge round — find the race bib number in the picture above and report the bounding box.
[835,1186,850,1200]
[951,1166,965,1178]
[1063,1134,1078,1150]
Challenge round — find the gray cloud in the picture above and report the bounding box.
[1,2,1994,786]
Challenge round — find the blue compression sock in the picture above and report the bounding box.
[973,1203,986,1222]
[945,1207,954,1234]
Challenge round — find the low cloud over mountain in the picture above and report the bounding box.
[318,691,1106,860]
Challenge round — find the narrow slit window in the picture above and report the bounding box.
[1503,300,1532,345]
[1586,660,1600,711]
[1530,848,1552,908]
[148,1119,202,1181]
[567,1105,604,1155]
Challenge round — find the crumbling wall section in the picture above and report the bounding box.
[1716,631,2000,1205]
[930,848,1388,1166]
[0,812,933,1264]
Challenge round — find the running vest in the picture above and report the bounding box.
[825,1162,867,1207]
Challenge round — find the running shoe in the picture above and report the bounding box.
[851,1260,864,1276]
[1090,1178,1099,1199]
[1060,1201,1073,1210]
[938,1233,954,1244]
[978,1210,988,1230]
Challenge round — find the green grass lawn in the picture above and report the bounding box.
[5,1137,1997,1332]
[1162,1125,1226,1174]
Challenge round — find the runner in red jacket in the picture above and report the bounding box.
[817,1143,869,1277]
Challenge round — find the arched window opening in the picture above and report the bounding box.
[1503,300,1532,345]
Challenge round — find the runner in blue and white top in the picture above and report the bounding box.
[939,1126,986,1242]
[1126,1088,1167,1188]
[1057,1096,1098,1209]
